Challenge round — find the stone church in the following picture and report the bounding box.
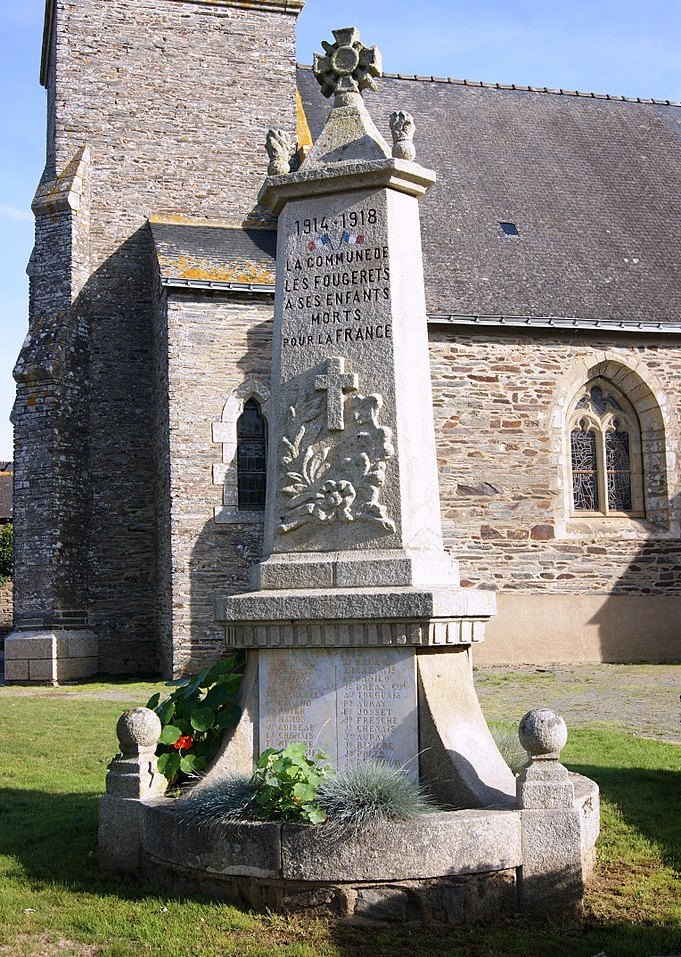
[6,0,680,683]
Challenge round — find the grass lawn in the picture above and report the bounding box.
[0,683,679,956]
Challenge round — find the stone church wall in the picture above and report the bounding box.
[157,291,274,674]
[431,328,681,663]
[159,301,680,673]
[15,0,300,675]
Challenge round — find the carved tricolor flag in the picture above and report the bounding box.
[341,230,365,246]
[308,234,333,251]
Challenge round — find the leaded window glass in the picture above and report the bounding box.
[237,398,267,510]
[567,378,643,517]
[571,426,599,511]
[605,428,632,511]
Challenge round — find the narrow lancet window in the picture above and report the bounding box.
[605,425,632,512]
[571,424,599,511]
[237,398,267,511]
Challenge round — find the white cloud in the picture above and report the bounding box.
[0,204,32,222]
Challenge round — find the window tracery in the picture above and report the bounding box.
[568,380,643,517]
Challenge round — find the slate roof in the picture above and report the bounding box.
[0,472,12,522]
[150,220,276,287]
[298,67,681,324]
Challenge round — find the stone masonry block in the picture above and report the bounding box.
[3,658,30,681]
[354,888,408,922]
[29,658,57,682]
[4,634,55,659]
[64,630,99,659]
[56,657,99,681]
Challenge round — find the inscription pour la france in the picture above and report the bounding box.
[283,206,392,348]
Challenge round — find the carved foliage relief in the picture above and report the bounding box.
[277,359,395,535]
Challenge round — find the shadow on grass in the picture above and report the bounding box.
[567,763,681,874]
[2,785,680,957]
[0,788,159,902]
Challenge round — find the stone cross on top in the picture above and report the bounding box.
[313,27,382,102]
[315,357,358,431]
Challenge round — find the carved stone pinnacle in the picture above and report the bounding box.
[390,110,416,161]
[265,129,293,176]
[313,27,382,103]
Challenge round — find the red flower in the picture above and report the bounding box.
[173,735,193,751]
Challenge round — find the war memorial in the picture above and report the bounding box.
[98,29,600,922]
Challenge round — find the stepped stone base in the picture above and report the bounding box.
[3,629,98,684]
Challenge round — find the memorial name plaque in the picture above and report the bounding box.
[259,648,418,774]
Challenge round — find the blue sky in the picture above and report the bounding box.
[1,0,679,461]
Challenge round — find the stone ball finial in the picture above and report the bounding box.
[518,708,568,760]
[313,27,382,102]
[116,707,162,752]
[390,110,416,161]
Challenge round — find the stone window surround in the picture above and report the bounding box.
[551,355,677,539]
[567,377,644,518]
[212,378,270,524]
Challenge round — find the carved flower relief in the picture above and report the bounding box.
[277,388,395,535]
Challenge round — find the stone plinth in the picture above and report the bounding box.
[4,629,98,684]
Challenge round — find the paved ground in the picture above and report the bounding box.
[474,663,681,743]
[1,654,679,743]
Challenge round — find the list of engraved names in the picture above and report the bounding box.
[259,649,418,771]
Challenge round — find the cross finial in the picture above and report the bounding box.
[313,27,382,103]
[315,357,359,431]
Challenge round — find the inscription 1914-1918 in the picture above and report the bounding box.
[282,205,392,347]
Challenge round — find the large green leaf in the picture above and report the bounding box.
[292,783,316,803]
[306,805,327,825]
[179,754,197,774]
[157,751,181,778]
[215,704,241,728]
[190,707,215,732]
[157,700,175,725]
[158,724,182,746]
[203,682,237,711]
[179,667,211,699]
[146,692,161,710]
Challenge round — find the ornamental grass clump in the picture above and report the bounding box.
[489,721,527,775]
[318,759,434,830]
[175,772,256,826]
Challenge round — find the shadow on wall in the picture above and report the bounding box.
[592,492,681,663]
[185,318,272,675]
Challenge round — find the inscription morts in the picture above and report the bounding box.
[258,648,418,773]
[279,196,393,354]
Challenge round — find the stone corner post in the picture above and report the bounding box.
[98,707,167,874]
[516,708,585,913]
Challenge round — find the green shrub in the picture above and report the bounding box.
[318,759,434,829]
[146,656,243,788]
[0,523,12,583]
[251,742,334,824]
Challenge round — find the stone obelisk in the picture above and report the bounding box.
[214,28,515,807]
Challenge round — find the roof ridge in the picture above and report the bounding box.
[296,64,681,108]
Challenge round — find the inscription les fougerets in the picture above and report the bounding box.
[283,207,391,348]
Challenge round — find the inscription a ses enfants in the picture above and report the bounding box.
[283,206,392,348]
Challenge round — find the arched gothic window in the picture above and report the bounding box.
[236,398,267,511]
[568,380,644,516]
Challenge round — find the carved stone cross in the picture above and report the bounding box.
[313,27,382,100]
[315,357,358,431]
